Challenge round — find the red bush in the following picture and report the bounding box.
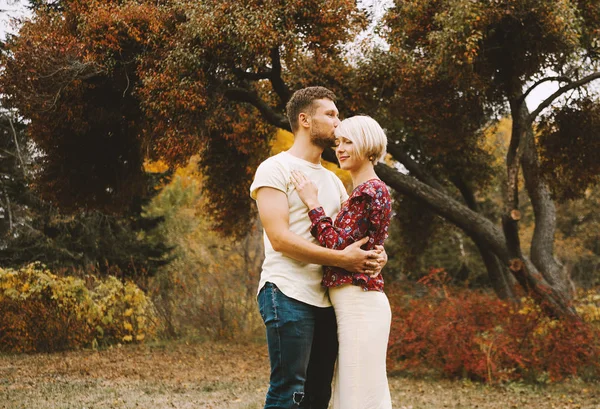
[387,269,600,383]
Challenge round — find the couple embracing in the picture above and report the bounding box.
[250,86,393,409]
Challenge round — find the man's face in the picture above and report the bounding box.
[307,99,340,149]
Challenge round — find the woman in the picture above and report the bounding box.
[291,115,393,409]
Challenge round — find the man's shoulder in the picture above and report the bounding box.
[250,152,290,199]
[255,152,288,172]
[257,151,289,168]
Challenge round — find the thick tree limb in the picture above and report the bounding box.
[224,87,291,131]
[231,47,291,108]
[508,98,571,296]
[521,120,570,294]
[451,175,516,300]
[269,47,291,105]
[505,88,575,308]
[232,68,271,81]
[503,98,528,261]
[386,142,446,192]
[375,163,510,263]
[527,71,600,122]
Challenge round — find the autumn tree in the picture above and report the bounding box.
[2,0,600,316]
[0,0,169,212]
[366,0,600,317]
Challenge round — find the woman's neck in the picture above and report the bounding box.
[350,163,378,188]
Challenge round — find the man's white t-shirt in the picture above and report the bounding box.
[250,151,348,307]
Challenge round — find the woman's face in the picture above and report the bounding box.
[335,135,363,171]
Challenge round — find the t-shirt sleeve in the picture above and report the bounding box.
[249,157,289,200]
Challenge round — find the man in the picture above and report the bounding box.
[250,86,385,409]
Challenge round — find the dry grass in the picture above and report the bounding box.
[0,341,599,409]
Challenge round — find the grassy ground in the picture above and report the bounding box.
[1,341,599,409]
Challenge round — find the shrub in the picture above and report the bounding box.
[387,268,600,383]
[0,263,157,353]
[92,276,157,345]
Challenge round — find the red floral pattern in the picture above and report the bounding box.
[308,178,392,292]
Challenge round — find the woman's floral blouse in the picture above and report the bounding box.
[308,178,392,292]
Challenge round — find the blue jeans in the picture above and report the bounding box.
[258,282,338,409]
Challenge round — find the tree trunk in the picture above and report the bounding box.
[451,176,517,300]
[519,104,574,299]
[477,242,516,300]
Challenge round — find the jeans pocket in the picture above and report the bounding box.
[259,282,279,324]
[258,285,266,321]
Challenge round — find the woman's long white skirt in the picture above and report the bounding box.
[329,284,392,409]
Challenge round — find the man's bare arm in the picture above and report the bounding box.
[256,187,379,274]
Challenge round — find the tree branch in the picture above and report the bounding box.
[512,95,573,300]
[375,162,509,263]
[224,87,290,131]
[450,175,516,300]
[387,142,446,192]
[1,185,13,232]
[519,76,571,104]
[528,72,600,122]
[231,47,291,108]
[8,117,27,178]
[521,121,568,292]
[232,68,271,81]
[269,47,291,105]
[504,98,529,261]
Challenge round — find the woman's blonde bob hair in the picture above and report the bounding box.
[335,115,387,165]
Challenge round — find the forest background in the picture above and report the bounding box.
[1,0,600,404]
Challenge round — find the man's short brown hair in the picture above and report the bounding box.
[286,86,337,132]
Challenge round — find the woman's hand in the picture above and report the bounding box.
[366,245,387,277]
[291,170,321,210]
